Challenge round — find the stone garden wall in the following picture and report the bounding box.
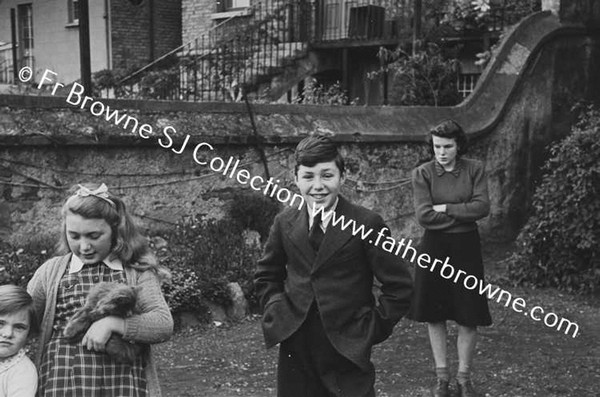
[1,12,599,245]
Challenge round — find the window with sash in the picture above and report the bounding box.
[68,0,80,24]
[17,4,34,70]
[217,0,250,12]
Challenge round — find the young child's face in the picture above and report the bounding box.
[0,309,30,359]
[295,160,345,211]
[65,213,113,265]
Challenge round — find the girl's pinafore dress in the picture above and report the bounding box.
[38,262,147,397]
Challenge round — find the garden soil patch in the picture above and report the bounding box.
[155,243,600,396]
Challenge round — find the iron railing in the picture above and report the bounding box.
[119,0,314,101]
[114,0,539,102]
[116,0,413,101]
[178,0,312,101]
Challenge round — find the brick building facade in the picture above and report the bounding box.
[0,0,181,85]
[182,0,216,45]
[111,0,182,71]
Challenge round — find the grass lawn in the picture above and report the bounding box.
[155,243,600,396]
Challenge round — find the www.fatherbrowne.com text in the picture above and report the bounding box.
[308,205,580,338]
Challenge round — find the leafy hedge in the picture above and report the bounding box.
[0,247,44,288]
[0,237,55,288]
[508,104,600,293]
[160,191,281,315]
[374,42,461,107]
[159,217,263,314]
[227,191,282,242]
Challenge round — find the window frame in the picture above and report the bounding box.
[213,0,252,19]
[17,3,34,71]
[67,0,80,25]
[216,0,250,13]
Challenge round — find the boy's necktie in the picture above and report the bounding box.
[309,214,325,252]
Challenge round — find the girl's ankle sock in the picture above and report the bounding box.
[456,370,470,384]
[435,367,450,381]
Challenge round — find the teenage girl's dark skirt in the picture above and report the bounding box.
[407,229,492,326]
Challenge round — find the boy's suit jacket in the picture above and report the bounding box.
[255,196,413,370]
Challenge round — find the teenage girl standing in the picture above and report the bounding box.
[408,121,492,397]
[28,183,173,397]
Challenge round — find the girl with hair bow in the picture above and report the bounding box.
[28,183,173,397]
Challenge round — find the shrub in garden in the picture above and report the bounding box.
[293,77,359,106]
[227,190,282,242]
[138,69,181,100]
[436,0,540,33]
[92,68,135,98]
[371,42,462,107]
[160,192,280,319]
[0,247,40,287]
[508,104,600,293]
[159,267,212,325]
[0,237,55,288]
[92,67,180,100]
[160,214,267,318]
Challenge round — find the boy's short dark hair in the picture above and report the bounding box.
[428,119,469,156]
[0,284,38,336]
[294,135,345,175]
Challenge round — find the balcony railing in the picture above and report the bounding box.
[113,0,538,102]
[117,0,314,101]
[313,0,413,43]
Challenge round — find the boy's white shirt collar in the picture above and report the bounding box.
[69,254,124,273]
[308,197,339,232]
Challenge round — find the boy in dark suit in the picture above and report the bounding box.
[255,135,413,397]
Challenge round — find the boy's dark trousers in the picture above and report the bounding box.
[277,302,376,397]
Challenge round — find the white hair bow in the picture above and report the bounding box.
[74,183,115,206]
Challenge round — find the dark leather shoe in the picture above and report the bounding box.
[457,380,480,397]
[431,378,450,397]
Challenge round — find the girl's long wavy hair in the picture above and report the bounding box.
[57,184,170,282]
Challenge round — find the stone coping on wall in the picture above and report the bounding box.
[0,94,451,146]
[0,11,590,148]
